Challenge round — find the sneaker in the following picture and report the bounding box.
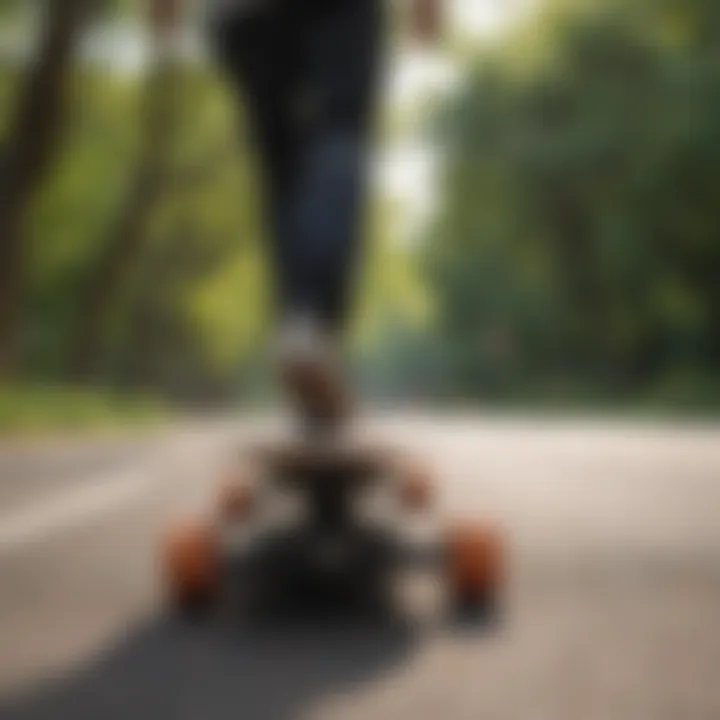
[276,313,352,429]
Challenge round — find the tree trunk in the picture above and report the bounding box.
[0,0,92,376]
[69,58,179,380]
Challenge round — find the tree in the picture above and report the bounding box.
[424,0,720,403]
[69,1,183,378]
[0,0,92,376]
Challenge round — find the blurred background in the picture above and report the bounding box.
[0,0,718,432]
[1,2,720,718]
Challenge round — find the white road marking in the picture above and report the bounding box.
[0,470,152,554]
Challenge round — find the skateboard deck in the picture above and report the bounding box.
[249,434,399,486]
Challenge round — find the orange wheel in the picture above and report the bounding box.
[446,522,504,611]
[162,518,220,617]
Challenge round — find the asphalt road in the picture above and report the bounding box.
[1,415,719,720]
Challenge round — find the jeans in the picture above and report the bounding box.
[211,0,385,334]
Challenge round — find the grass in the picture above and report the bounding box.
[0,383,169,437]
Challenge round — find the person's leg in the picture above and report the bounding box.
[288,0,385,334]
[211,1,385,426]
[209,7,304,317]
[211,0,384,336]
[270,0,385,427]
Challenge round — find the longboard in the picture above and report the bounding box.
[162,426,505,622]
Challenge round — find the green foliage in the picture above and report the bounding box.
[353,198,431,350]
[18,41,267,400]
[28,70,141,373]
[4,0,719,412]
[424,0,720,405]
[0,383,165,433]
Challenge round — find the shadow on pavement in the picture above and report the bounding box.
[3,612,419,720]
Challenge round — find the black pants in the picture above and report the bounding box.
[211,0,384,333]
